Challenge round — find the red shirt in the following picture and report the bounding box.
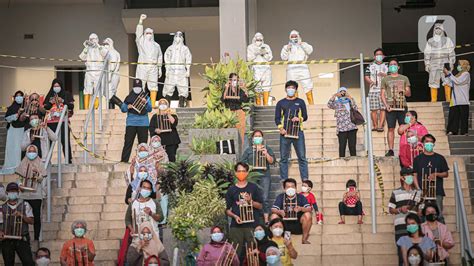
[300,192,318,211]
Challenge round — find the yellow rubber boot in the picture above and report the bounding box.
[430,87,438,102]
[263,91,270,106]
[306,91,314,105]
[84,94,90,110]
[255,94,262,106]
[94,98,99,109]
[150,91,157,107]
[444,85,451,102]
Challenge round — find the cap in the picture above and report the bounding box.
[400,167,414,176]
[6,182,19,191]
[134,79,143,88]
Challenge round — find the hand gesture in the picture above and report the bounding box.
[291,117,300,122]
[260,147,268,156]
[155,128,162,134]
[278,210,286,217]
[83,40,89,48]
[141,98,147,104]
[386,105,392,112]
[144,207,152,215]
[128,104,133,110]
[40,122,47,128]
[140,14,147,22]
[428,173,436,181]
[279,128,287,136]
[235,216,242,224]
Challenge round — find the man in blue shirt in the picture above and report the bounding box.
[274,80,309,181]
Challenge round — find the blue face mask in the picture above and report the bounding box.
[254,230,265,241]
[266,255,280,265]
[404,116,411,124]
[389,65,398,73]
[15,96,24,104]
[286,88,296,97]
[424,142,434,152]
[140,189,152,198]
[7,192,18,201]
[152,141,161,148]
[137,172,148,180]
[26,152,38,160]
[404,175,414,185]
[457,65,463,72]
[375,55,384,62]
[406,224,419,234]
[138,151,149,159]
[74,228,86,237]
[253,137,263,145]
[211,232,224,242]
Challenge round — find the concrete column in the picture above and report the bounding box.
[219,0,248,59]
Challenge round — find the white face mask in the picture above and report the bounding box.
[301,186,309,193]
[36,257,50,266]
[286,187,296,197]
[231,80,238,87]
[271,227,283,237]
[255,40,263,46]
[408,254,421,265]
[158,104,168,111]
[53,86,61,93]
[133,87,142,94]
[148,264,159,266]
[145,33,153,40]
[407,136,418,145]
[290,37,298,43]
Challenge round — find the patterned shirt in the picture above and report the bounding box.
[388,187,421,239]
[365,62,389,92]
[327,98,358,133]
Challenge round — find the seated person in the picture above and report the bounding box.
[196,226,239,266]
[127,222,170,266]
[300,180,320,223]
[399,129,423,168]
[265,246,282,266]
[268,218,297,265]
[338,179,363,224]
[421,203,454,263]
[248,224,277,265]
[60,220,96,265]
[397,213,436,265]
[271,178,312,244]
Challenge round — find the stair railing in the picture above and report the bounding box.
[43,105,69,223]
[82,56,110,164]
[453,161,474,264]
[364,96,377,233]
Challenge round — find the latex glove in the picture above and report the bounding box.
[186,70,190,78]
[83,41,89,48]
[158,69,162,78]
[139,14,147,24]
[425,65,430,72]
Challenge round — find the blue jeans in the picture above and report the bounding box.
[279,131,308,181]
[258,171,272,213]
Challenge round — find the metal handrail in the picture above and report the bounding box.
[453,161,474,263]
[82,57,109,163]
[43,104,69,223]
[365,97,377,233]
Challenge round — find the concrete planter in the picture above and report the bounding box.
[188,128,241,161]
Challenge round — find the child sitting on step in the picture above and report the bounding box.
[300,180,322,224]
[338,179,363,224]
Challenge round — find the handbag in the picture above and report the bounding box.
[350,106,365,125]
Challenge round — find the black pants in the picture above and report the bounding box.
[165,144,179,162]
[121,126,148,162]
[338,201,363,216]
[48,122,72,164]
[25,199,42,240]
[1,239,35,266]
[337,129,357,157]
[447,105,469,135]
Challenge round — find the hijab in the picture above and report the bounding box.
[133,221,165,260]
[210,226,226,247]
[148,135,169,164]
[15,145,47,178]
[255,224,278,253]
[6,90,26,129]
[130,143,157,192]
[44,79,73,105]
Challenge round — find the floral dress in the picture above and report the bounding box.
[327,98,358,133]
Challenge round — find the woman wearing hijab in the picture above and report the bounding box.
[251,224,277,265]
[120,79,152,163]
[327,87,359,157]
[19,92,47,129]
[197,226,240,266]
[126,222,170,266]
[16,144,47,241]
[2,90,26,172]
[125,143,158,204]
[445,60,471,135]
[44,79,74,164]
[149,98,180,162]
[21,113,57,160]
[149,135,169,167]
[265,246,282,266]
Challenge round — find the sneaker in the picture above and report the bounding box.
[385,150,394,157]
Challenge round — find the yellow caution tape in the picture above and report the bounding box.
[374,160,388,214]
[70,131,123,164]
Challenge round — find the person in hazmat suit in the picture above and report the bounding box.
[135,14,163,106]
[281,30,314,105]
[424,23,456,102]
[79,33,105,109]
[247,32,273,106]
[163,31,192,108]
[102,38,121,109]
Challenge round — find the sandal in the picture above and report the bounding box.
[357,220,363,224]
[338,220,345,224]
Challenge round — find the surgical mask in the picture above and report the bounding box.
[15,96,24,104]
[148,264,159,266]
[145,33,153,40]
[133,87,142,94]
[404,175,414,185]
[26,152,38,160]
[231,80,238,87]
[271,227,283,237]
[254,230,265,240]
[152,141,161,148]
[137,172,148,180]
[104,44,110,48]
[7,192,18,201]
[140,189,152,198]
[253,137,263,145]
[286,187,296,197]
[407,136,417,145]
[138,151,149,159]
[426,213,438,222]
[74,228,86,237]
[424,142,434,152]
[235,172,248,181]
[139,233,152,240]
[457,65,463,72]
[301,186,310,193]
[30,119,40,128]
[406,224,419,234]
[35,257,50,266]
[286,88,296,97]
[211,232,224,242]
[404,116,411,124]
[408,254,421,265]
[389,65,398,73]
[255,40,263,46]
[53,86,61,94]
[290,38,298,43]
[158,104,168,111]
[266,255,280,265]
[375,55,384,62]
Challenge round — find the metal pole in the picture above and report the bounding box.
[98,82,103,131]
[366,97,377,233]
[65,110,69,165]
[360,53,368,152]
[92,108,96,156]
[105,58,110,110]
[57,126,62,189]
[47,164,51,223]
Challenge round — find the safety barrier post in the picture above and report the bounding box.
[359,53,368,152]
[366,97,377,233]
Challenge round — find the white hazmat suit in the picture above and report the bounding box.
[79,33,105,95]
[163,31,192,99]
[424,23,456,102]
[247,32,273,105]
[135,14,162,93]
[102,38,121,100]
[281,30,314,104]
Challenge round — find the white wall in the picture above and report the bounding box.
[0,0,129,107]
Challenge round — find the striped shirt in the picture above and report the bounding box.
[388,187,421,239]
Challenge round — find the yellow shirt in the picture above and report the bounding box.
[272,237,293,266]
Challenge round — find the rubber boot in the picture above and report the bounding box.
[263,91,270,106]
[306,91,314,105]
[255,94,262,106]
[109,95,123,109]
[178,96,186,108]
[84,94,91,110]
[444,85,451,103]
[94,98,99,109]
[150,91,158,108]
[430,87,438,102]
[109,100,115,109]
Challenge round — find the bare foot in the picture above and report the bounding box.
[338,220,345,224]
[358,220,363,224]
[302,239,311,244]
